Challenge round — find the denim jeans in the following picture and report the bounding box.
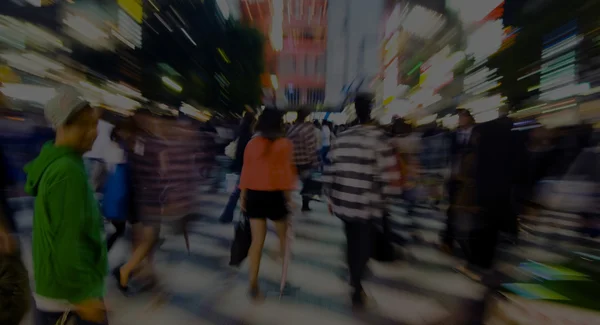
[35,309,108,325]
[320,146,331,166]
[401,188,418,234]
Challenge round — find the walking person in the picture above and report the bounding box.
[287,108,318,212]
[24,87,108,324]
[441,109,476,254]
[219,111,256,223]
[456,107,518,281]
[389,118,422,240]
[322,93,399,309]
[239,108,296,300]
[104,125,141,252]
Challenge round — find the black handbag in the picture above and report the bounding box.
[229,214,252,266]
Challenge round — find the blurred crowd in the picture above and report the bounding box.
[0,86,599,324]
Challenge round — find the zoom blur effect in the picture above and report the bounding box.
[1,0,599,325]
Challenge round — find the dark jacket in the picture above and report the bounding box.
[0,147,16,232]
[231,122,253,173]
[474,116,517,207]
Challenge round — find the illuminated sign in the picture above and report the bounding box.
[118,0,143,24]
[385,4,402,38]
[116,9,142,48]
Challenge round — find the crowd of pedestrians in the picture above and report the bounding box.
[0,84,599,324]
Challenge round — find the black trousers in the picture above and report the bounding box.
[465,226,499,270]
[297,164,313,209]
[442,180,459,246]
[462,205,501,270]
[107,220,127,252]
[344,220,373,301]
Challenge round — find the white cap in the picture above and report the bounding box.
[45,86,90,129]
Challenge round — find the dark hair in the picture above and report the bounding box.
[255,108,283,134]
[392,118,412,136]
[354,93,374,123]
[0,256,30,325]
[241,111,256,128]
[297,108,311,122]
[458,109,475,124]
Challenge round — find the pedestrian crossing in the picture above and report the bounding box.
[13,192,598,325]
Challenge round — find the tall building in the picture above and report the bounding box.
[241,0,327,108]
[325,0,385,107]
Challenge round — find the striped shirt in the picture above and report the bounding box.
[287,122,318,166]
[322,124,400,221]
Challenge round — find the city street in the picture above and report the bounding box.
[14,191,597,325]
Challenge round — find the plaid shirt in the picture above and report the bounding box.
[287,122,318,167]
[322,125,400,222]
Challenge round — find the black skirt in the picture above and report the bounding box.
[245,190,288,221]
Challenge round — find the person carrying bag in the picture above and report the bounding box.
[229,212,251,267]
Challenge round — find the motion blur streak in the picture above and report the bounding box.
[0,0,599,325]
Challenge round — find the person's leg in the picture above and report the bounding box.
[298,166,312,211]
[344,221,372,306]
[117,224,159,288]
[248,218,267,296]
[272,219,288,263]
[321,146,330,165]
[106,220,126,252]
[441,181,457,251]
[344,221,358,289]
[219,186,241,223]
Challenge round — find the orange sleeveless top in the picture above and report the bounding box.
[239,136,297,191]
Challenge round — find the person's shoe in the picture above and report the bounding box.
[112,266,129,294]
[440,243,453,255]
[351,289,368,311]
[454,264,482,283]
[301,206,312,212]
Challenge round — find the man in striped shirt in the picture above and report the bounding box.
[287,108,319,211]
[322,93,399,308]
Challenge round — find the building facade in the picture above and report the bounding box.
[325,0,385,107]
[241,0,327,108]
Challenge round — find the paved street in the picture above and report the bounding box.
[14,191,599,325]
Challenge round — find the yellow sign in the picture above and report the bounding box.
[0,65,21,83]
[118,0,143,24]
[383,96,394,106]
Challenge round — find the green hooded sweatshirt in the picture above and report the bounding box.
[24,142,107,303]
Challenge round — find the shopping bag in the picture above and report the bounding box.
[229,213,251,266]
[101,163,129,221]
[225,138,238,159]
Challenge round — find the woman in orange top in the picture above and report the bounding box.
[239,108,297,300]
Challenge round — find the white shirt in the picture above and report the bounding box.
[322,125,331,147]
[458,127,473,145]
[314,127,322,149]
[84,120,125,164]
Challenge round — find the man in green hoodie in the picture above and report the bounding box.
[24,87,108,324]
